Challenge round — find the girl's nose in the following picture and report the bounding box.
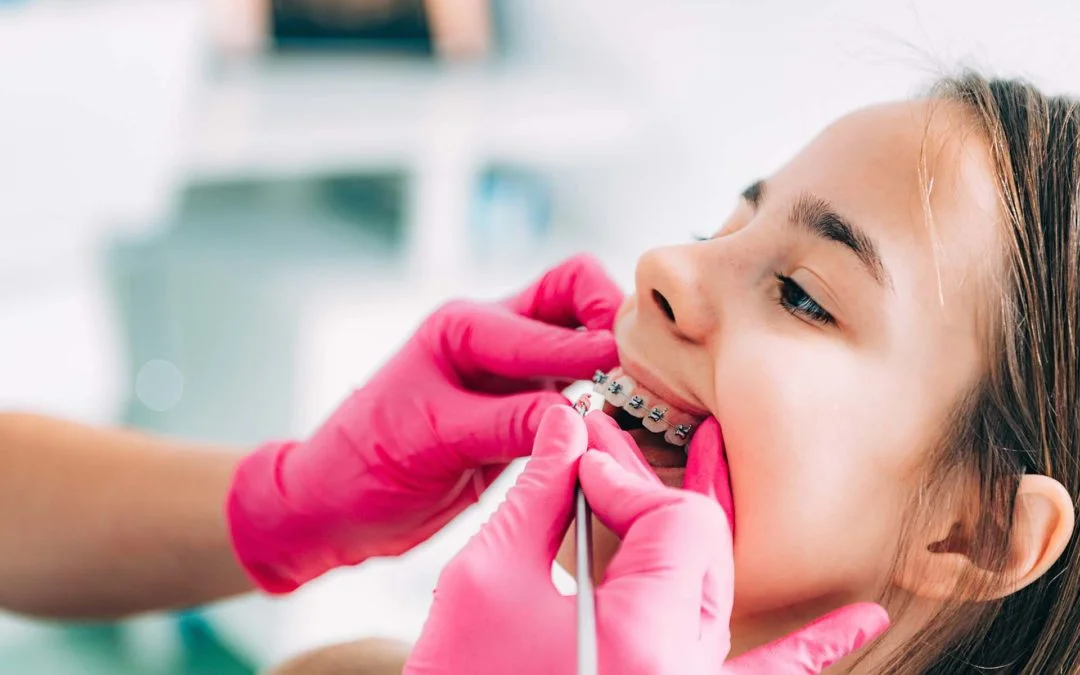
[634,245,714,342]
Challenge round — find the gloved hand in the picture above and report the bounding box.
[227,255,623,593]
[404,407,889,675]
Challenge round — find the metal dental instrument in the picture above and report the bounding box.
[572,393,598,675]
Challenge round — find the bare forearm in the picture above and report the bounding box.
[0,413,254,619]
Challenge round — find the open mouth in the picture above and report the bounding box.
[606,406,690,468]
[592,367,707,472]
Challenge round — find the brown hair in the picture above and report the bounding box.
[869,73,1080,673]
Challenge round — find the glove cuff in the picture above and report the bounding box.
[226,439,328,594]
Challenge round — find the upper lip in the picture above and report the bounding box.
[618,353,710,417]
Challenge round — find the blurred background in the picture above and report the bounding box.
[0,0,1078,672]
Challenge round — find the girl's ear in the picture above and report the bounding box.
[996,475,1075,595]
[895,475,1074,601]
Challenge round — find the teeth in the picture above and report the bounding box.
[592,368,703,448]
[625,394,647,417]
[664,424,692,447]
[603,376,633,407]
[643,406,669,433]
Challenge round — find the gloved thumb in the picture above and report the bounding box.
[436,300,618,382]
[580,451,733,652]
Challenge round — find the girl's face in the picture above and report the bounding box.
[561,99,1004,646]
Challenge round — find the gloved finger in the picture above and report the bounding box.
[449,390,570,465]
[504,254,624,330]
[580,451,733,636]
[478,406,588,567]
[682,417,735,533]
[436,301,618,382]
[723,603,890,675]
[583,411,662,486]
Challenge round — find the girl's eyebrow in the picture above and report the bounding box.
[741,179,893,290]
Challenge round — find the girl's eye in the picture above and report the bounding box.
[776,274,834,326]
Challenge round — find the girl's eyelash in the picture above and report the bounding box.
[776,274,835,326]
[691,233,711,242]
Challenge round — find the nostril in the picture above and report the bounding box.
[651,289,676,323]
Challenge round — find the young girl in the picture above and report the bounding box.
[270,71,1080,674]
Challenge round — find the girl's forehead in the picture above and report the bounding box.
[787,100,999,216]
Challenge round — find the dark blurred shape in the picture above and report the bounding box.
[271,0,432,53]
[267,0,494,59]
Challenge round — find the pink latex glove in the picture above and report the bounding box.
[227,255,622,593]
[405,407,889,675]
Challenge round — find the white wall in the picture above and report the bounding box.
[499,0,1080,263]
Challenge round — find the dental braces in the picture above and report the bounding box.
[592,370,698,447]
